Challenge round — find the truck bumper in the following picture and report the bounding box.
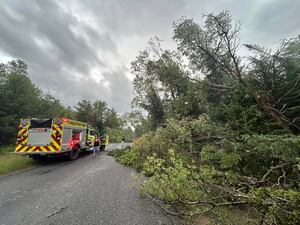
[14,151,70,155]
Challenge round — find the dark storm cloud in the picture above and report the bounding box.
[0,0,104,74]
[0,0,132,112]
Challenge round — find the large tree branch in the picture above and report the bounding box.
[258,162,298,185]
[255,93,300,132]
[276,75,300,105]
[193,33,240,82]
[210,15,243,82]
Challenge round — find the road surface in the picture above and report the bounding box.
[0,143,180,225]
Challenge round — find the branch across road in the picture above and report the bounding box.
[0,143,180,225]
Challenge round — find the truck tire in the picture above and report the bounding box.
[100,145,106,151]
[80,147,87,153]
[68,146,80,160]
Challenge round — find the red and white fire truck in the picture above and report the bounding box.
[15,117,95,160]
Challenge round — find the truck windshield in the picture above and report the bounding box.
[30,119,52,128]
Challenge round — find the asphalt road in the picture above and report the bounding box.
[0,143,180,225]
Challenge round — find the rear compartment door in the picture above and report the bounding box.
[28,128,52,146]
[27,119,52,146]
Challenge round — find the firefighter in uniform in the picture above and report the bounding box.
[100,132,109,151]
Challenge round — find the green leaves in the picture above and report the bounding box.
[245,37,300,133]
[142,149,204,202]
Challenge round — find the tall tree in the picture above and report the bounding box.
[123,111,151,138]
[0,60,41,143]
[75,100,94,125]
[38,94,73,118]
[92,100,107,131]
[245,37,300,133]
[131,39,205,129]
[174,11,300,133]
[104,108,121,129]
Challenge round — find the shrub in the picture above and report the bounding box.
[142,149,204,202]
[109,147,143,170]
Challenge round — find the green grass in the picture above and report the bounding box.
[0,146,35,175]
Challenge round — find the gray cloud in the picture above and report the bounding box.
[0,0,132,112]
[77,0,186,37]
[254,0,300,36]
[0,0,299,113]
[1,0,104,74]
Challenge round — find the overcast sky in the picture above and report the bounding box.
[0,0,299,113]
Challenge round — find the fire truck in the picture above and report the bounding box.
[15,118,97,160]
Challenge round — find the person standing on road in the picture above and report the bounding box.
[121,136,125,148]
[100,132,109,151]
[93,135,100,155]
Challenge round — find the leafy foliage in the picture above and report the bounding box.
[245,37,300,133]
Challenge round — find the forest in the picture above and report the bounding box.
[110,11,300,225]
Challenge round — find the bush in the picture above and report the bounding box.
[109,147,142,170]
[142,149,203,202]
[120,115,223,168]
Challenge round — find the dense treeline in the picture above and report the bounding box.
[113,11,300,224]
[0,60,133,145]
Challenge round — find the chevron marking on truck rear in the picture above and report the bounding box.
[51,124,62,151]
[16,125,29,152]
[16,122,63,153]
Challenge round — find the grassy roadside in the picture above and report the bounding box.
[0,146,35,176]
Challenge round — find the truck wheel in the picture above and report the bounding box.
[100,145,106,151]
[68,146,80,160]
